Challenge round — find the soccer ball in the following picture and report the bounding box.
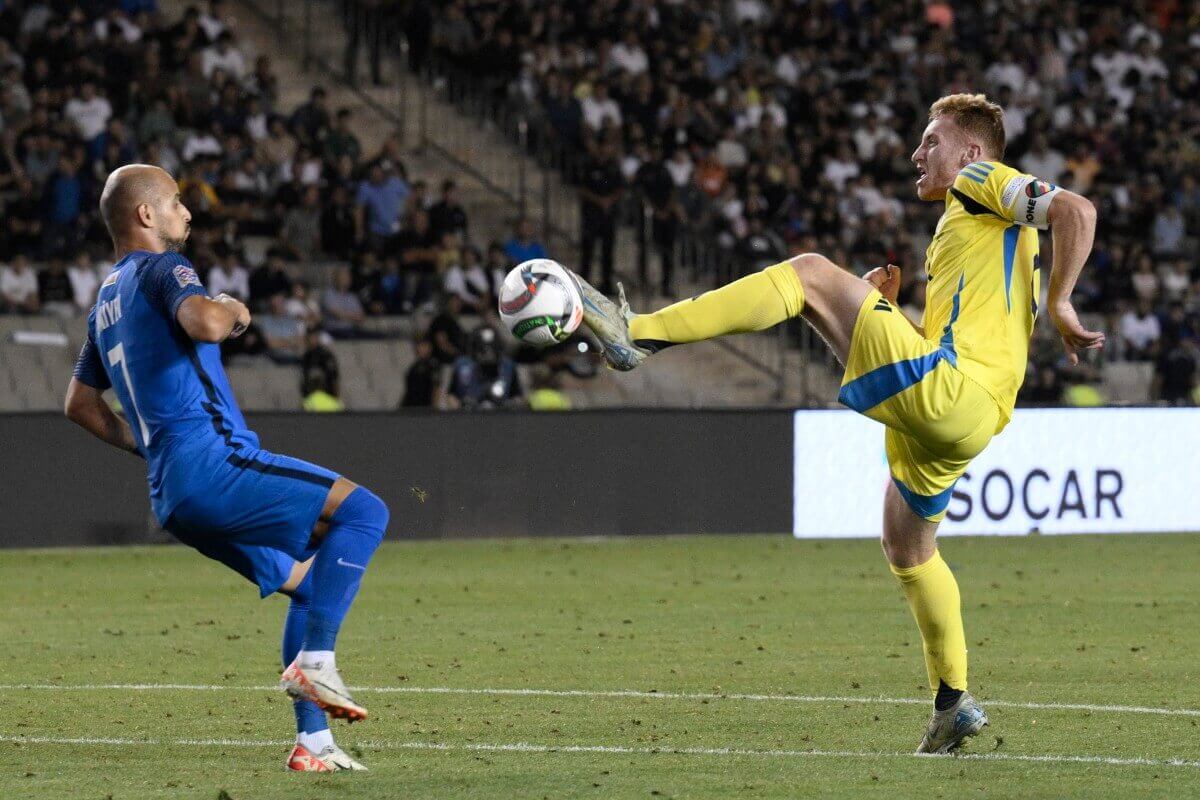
[498,259,584,346]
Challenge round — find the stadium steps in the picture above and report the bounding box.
[208,0,519,249]
[176,0,790,410]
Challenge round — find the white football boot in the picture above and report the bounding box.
[568,272,649,371]
[280,657,368,723]
[285,741,368,772]
[915,692,989,754]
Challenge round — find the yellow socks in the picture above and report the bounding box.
[628,261,804,347]
[890,551,968,694]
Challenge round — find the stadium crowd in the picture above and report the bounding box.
[1,1,1197,406]
[403,0,1200,404]
[0,0,564,410]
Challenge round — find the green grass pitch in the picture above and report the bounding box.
[2,533,1199,799]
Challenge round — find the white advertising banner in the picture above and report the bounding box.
[793,408,1200,538]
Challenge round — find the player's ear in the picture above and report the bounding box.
[135,201,154,229]
[961,141,984,167]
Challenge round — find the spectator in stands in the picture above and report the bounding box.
[428,179,468,240]
[199,0,232,42]
[4,179,43,259]
[248,249,293,311]
[300,327,340,400]
[43,151,84,256]
[448,325,522,410]
[322,265,367,338]
[1160,302,1197,345]
[63,81,112,145]
[401,338,441,409]
[325,108,362,166]
[406,178,432,213]
[1154,337,1198,406]
[67,251,99,313]
[284,281,322,329]
[207,248,251,301]
[1151,204,1186,258]
[578,142,623,293]
[1130,253,1160,302]
[0,255,40,314]
[1119,298,1162,361]
[290,86,331,149]
[279,185,323,260]
[485,241,511,287]
[635,144,681,295]
[356,161,409,252]
[444,245,493,313]
[580,81,622,132]
[395,209,438,311]
[316,184,355,260]
[202,31,246,81]
[502,217,546,265]
[38,257,74,317]
[1019,134,1067,184]
[426,292,467,365]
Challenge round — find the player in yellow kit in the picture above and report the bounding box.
[572,94,1104,753]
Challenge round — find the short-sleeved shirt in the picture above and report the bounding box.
[73,251,260,523]
[923,160,1062,427]
[355,176,409,236]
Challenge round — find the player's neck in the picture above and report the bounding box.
[113,237,168,262]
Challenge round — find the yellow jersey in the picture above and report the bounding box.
[922,160,1060,428]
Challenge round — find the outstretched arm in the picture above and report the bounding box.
[64,378,141,457]
[1045,190,1105,365]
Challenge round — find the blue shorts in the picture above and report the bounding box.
[163,449,340,597]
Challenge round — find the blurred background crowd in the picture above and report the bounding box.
[0,0,1197,409]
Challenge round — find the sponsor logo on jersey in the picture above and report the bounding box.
[1000,177,1029,210]
[173,265,201,288]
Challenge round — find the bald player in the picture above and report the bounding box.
[65,165,388,772]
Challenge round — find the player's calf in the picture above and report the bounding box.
[573,260,807,371]
[285,486,389,721]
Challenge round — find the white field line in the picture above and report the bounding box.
[1,683,1198,719]
[1,733,1198,770]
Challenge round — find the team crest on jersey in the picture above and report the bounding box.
[1025,180,1055,198]
[173,265,201,288]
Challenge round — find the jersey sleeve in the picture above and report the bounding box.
[138,252,208,322]
[72,331,111,391]
[953,161,1062,230]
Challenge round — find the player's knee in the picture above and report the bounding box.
[787,252,839,297]
[333,486,390,543]
[788,252,837,280]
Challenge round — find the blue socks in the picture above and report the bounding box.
[281,570,327,735]
[302,487,389,653]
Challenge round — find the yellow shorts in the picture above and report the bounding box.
[839,289,1000,521]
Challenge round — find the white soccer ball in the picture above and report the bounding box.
[498,259,584,346]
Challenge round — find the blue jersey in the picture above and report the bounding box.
[73,250,261,522]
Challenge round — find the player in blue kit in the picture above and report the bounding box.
[64,165,388,773]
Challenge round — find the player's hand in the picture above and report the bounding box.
[1049,298,1105,366]
[214,293,251,338]
[863,264,901,304]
